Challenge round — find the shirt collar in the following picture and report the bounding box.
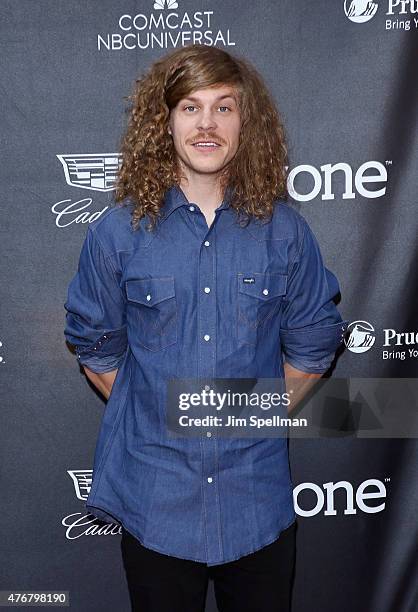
[160,184,232,222]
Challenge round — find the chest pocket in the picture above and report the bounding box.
[238,272,287,346]
[125,277,177,352]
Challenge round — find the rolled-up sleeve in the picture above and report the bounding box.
[280,218,348,374]
[64,227,128,374]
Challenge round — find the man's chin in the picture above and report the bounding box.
[177,156,230,178]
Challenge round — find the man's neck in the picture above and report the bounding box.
[179,176,225,213]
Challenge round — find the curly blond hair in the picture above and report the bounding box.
[115,44,288,231]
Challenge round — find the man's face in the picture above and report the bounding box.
[168,84,241,181]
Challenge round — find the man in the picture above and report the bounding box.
[64,44,347,612]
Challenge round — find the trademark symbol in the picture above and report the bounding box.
[385,160,392,165]
[384,477,391,482]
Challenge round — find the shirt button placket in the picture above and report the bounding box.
[198,223,222,564]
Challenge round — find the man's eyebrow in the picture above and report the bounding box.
[182,94,237,103]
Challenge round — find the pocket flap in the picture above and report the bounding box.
[238,272,287,300]
[126,277,175,306]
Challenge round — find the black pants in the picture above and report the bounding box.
[120,521,296,612]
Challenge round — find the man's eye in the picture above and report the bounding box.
[183,105,231,112]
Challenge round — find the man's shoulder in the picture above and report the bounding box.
[246,199,308,246]
[272,199,308,235]
[87,199,138,255]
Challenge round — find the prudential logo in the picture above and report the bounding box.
[344,0,379,22]
[345,321,376,353]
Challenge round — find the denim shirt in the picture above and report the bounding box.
[64,185,347,565]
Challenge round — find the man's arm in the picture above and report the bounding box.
[284,361,321,414]
[64,227,128,387]
[83,367,118,401]
[279,216,348,412]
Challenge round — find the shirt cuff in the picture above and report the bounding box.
[280,320,348,373]
[77,352,126,373]
[75,329,127,373]
[284,354,336,374]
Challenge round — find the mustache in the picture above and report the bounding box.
[190,136,224,145]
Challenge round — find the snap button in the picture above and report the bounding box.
[146,294,151,301]
[204,240,210,247]
[189,205,195,212]
[204,334,210,342]
[204,287,211,293]
[262,288,269,296]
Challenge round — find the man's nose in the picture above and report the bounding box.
[197,108,218,131]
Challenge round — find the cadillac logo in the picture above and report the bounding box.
[57,153,122,192]
[67,469,93,501]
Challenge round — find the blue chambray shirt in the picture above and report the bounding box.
[64,185,347,566]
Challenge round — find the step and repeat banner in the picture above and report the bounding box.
[1,1,417,611]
